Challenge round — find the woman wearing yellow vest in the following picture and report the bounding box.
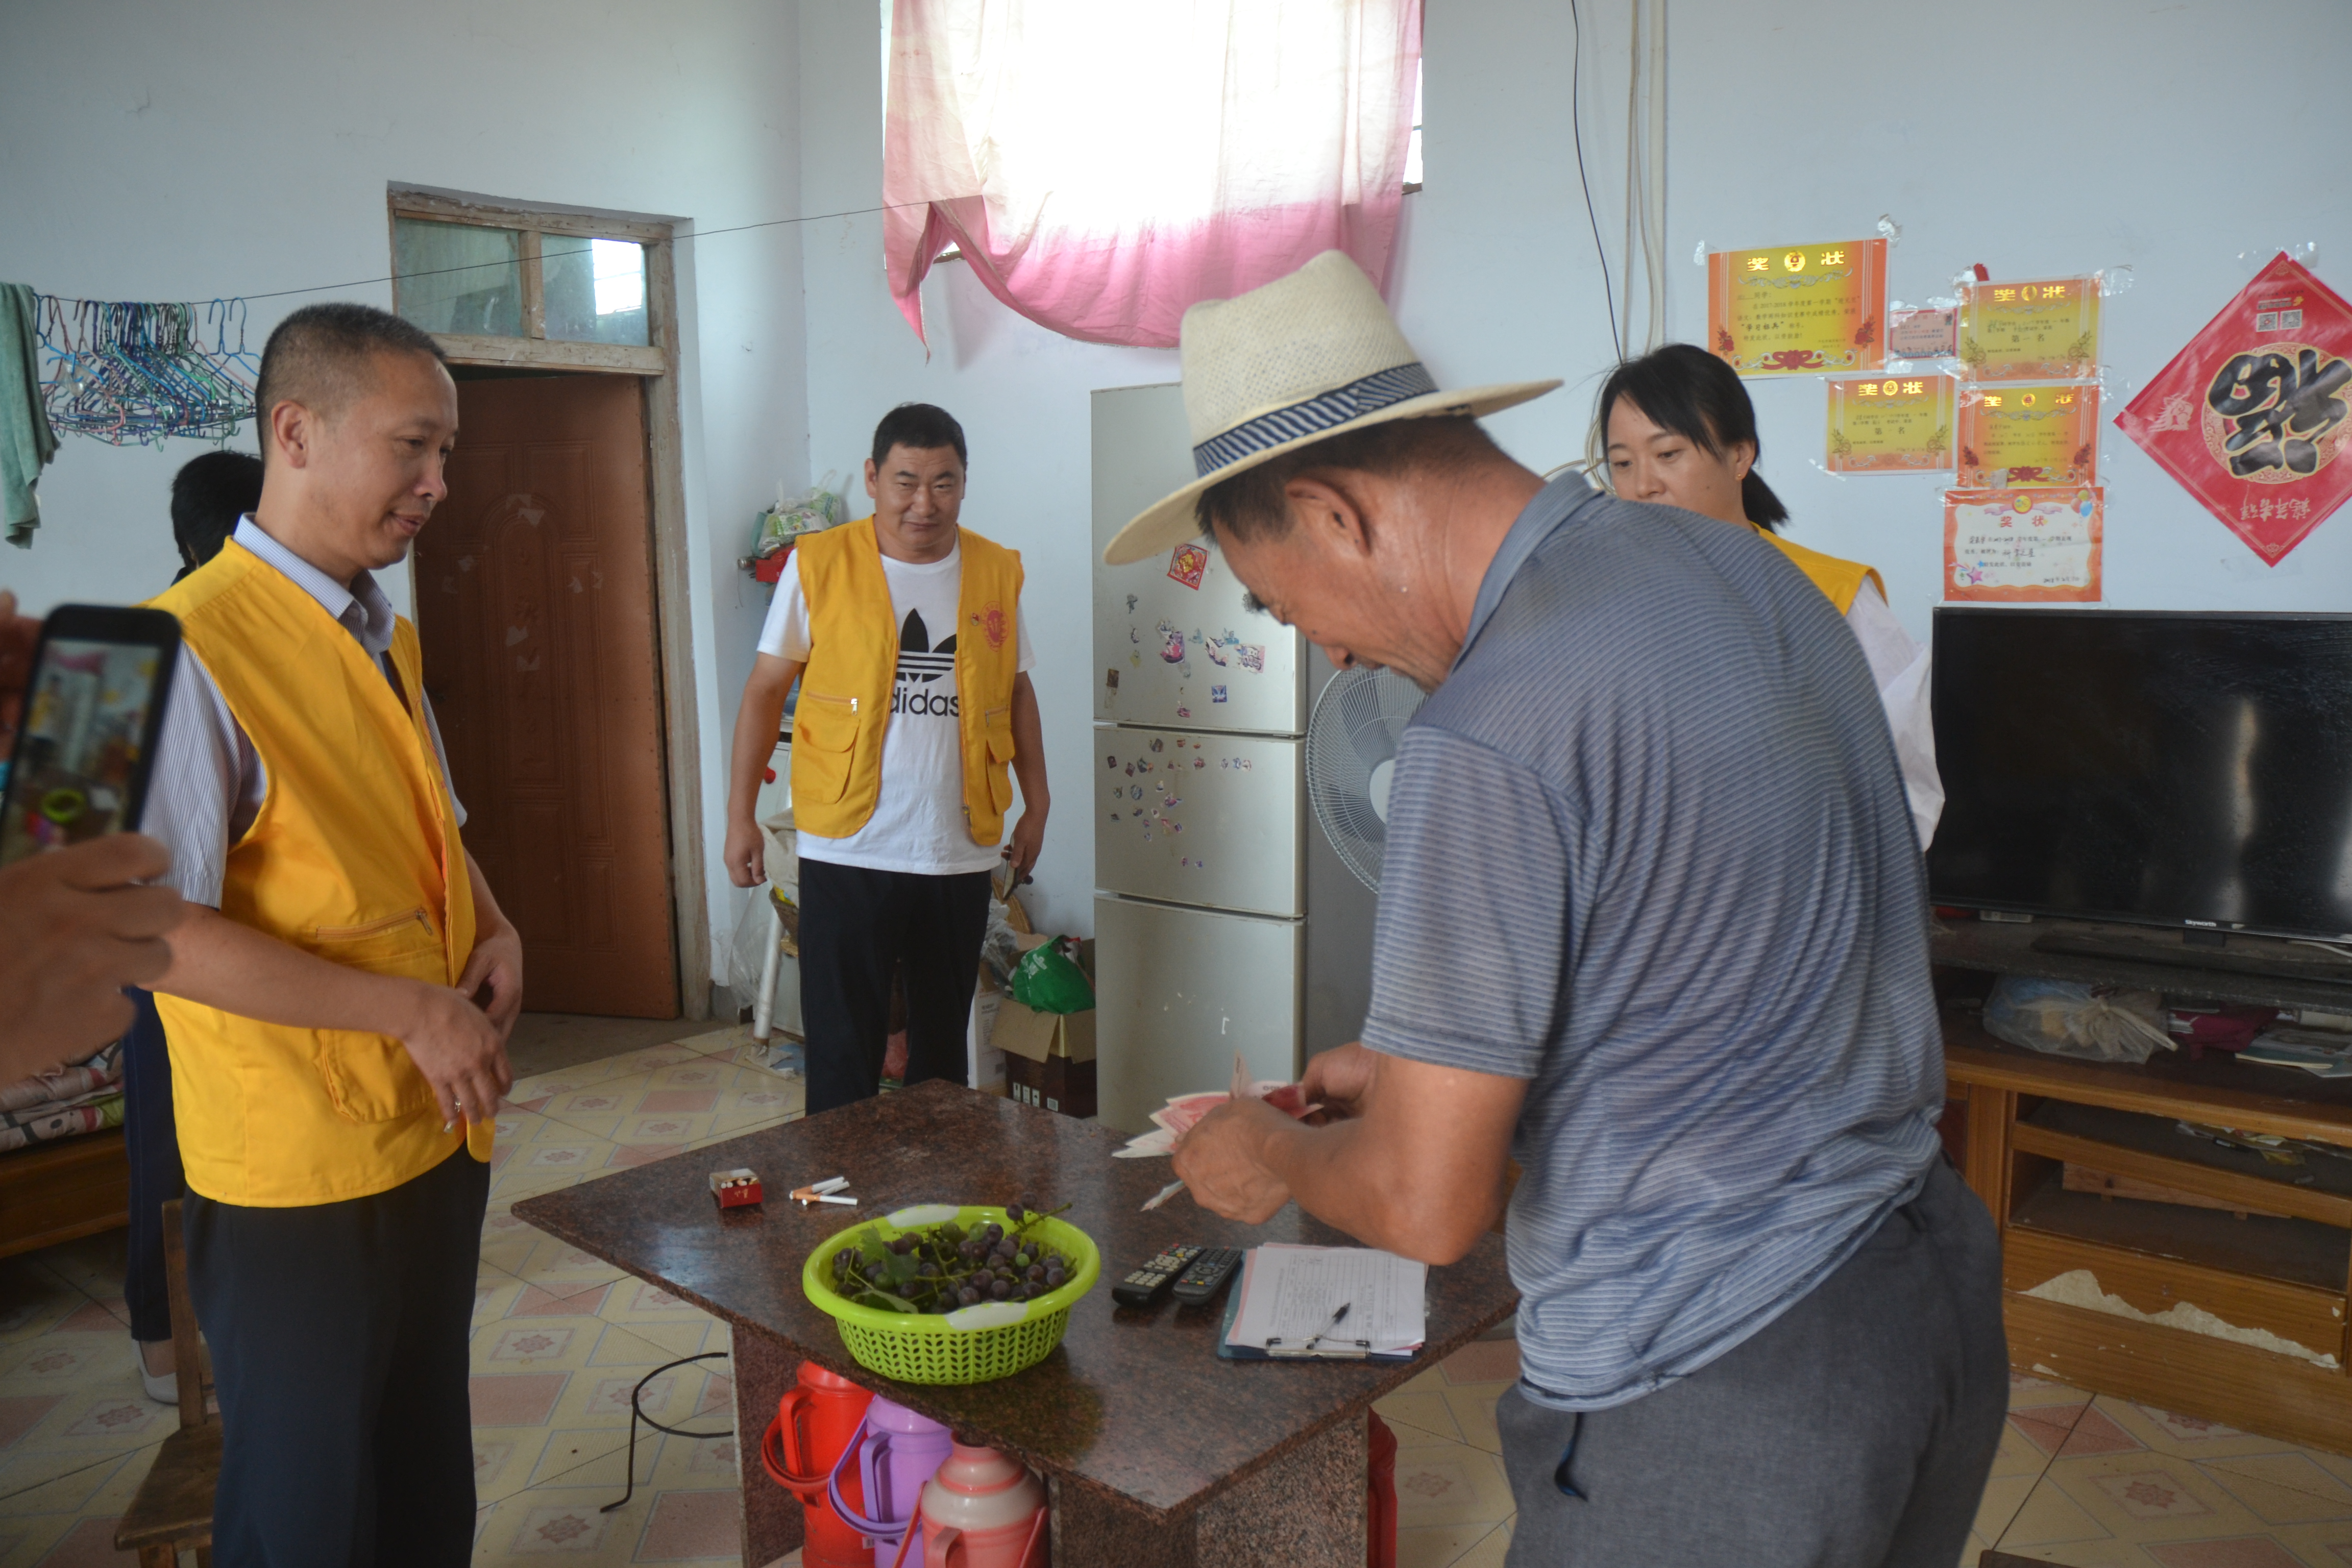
[724,404,1048,1115]
[1597,345,1943,848]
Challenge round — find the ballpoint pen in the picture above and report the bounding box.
[1301,1301,1352,1354]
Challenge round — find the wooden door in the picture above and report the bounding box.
[418,374,679,1017]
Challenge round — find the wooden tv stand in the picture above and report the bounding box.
[1937,915,2352,1454]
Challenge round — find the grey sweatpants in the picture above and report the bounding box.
[1501,1159,2006,1567]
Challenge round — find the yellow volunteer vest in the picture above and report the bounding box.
[791,519,1024,845]
[1761,531,1886,616]
[149,540,480,1207]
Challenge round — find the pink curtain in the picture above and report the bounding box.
[884,0,1423,350]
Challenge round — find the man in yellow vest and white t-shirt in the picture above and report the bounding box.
[144,304,523,1566]
[725,403,1048,1115]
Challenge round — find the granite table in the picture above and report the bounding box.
[513,1080,1517,1568]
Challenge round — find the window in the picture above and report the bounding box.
[391,213,650,350]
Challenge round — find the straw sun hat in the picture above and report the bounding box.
[1102,250,1560,566]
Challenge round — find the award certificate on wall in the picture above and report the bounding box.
[1955,383,2100,487]
[1958,276,2100,381]
[1706,239,1887,377]
[1943,487,2103,603]
[1825,374,1954,473]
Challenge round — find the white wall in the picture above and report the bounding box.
[795,0,2352,940]
[0,0,812,979]
[13,0,2345,969]
[1668,0,2352,634]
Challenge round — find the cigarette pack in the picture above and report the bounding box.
[710,1169,763,1208]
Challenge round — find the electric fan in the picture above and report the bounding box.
[1305,668,1428,892]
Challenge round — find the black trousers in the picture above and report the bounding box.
[798,857,991,1115]
[186,1142,489,1568]
[120,989,185,1344]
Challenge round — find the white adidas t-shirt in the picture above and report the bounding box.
[757,541,1033,875]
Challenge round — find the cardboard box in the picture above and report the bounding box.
[1004,1051,1097,1119]
[991,999,1096,1064]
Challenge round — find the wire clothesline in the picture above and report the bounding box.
[26,195,922,448]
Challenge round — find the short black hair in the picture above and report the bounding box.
[253,302,448,466]
[870,403,968,470]
[170,450,263,579]
[1194,414,1502,545]
[1594,343,1788,531]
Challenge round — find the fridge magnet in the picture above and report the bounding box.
[1957,277,2099,381]
[1125,594,1139,612]
[1825,375,1954,473]
[1129,651,1141,669]
[2114,252,2352,565]
[1109,812,1120,822]
[1943,487,2103,602]
[1181,856,1192,868]
[1150,738,1164,752]
[1159,625,1186,663]
[1193,756,1205,768]
[1212,684,1229,703]
[1143,831,1153,842]
[1236,645,1265,673]
[1177,705,1190,718]
[1706,238,1888,376]
[1104,670,1119,701]
[1955,384,2099,487]
[1167,543,1210,590]
[1106,754,1117,769]
[1131,785,1142,799]
[1887,306,1957,359]
[1124,763,1134,775]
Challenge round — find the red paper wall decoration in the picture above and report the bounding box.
[2114,254,2352,565]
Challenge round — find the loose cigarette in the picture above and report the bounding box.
[811,1176,850,1194]
[792,1189,857,1206]
[1142,1179,1185,1211]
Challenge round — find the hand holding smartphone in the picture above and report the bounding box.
[1,605,182,862]
[0,602,189,1075]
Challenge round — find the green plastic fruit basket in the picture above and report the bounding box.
[801,1204,1100,1386]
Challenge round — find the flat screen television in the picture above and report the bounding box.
[1928,608,2352,944]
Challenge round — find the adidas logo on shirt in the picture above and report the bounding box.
[894,609,960,717]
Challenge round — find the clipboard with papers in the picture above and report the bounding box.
[1216,1244,1428,1363]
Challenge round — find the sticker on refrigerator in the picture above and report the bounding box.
[1212,684,1228,703]
[1158,625,1187,664]
[1167,544,1210,590]
[1236,645,1265,673]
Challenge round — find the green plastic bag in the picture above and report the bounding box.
[1009,942,1094,1014]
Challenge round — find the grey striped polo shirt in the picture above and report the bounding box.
[1362,475,1943,1411]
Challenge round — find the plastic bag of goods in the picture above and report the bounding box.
[1981,975,2173,1065]
[1009,942,1095,1014]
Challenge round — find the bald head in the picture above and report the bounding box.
[254,303,447,465]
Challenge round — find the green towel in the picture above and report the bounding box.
[1,284,58,548]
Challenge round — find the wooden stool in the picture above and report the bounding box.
[114,1198,218,1566]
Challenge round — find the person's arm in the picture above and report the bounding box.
[724,652,802,888]
[1844,585,1942,849]
[154,901,509,1127]
[454,849,524,1045]
[1002,670,1048,882]
[1173,1044,1526,1264]
[0,837,186,1079]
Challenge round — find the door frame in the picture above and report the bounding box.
[388,186,709,1019]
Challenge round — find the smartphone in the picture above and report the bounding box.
[0,605,181,866]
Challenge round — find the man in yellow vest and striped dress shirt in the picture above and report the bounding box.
[144,304,524,1566]
[725,404,1049,1115]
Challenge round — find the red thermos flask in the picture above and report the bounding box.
[762,1361,876,1568]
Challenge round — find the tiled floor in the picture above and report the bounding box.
[11,1031,2352,1567]
[0,1023,803,1568]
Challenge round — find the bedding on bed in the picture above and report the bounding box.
[0,1040,125,1154]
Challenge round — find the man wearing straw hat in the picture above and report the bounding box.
[1155,253,2004,1563]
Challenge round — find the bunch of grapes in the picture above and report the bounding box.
[827,1197,1076,1316]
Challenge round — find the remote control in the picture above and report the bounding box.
[1170,1246,1242,1307]
[1113,1244,1203,1308]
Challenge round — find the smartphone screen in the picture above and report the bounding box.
[0,606,181,865]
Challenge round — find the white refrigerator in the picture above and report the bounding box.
[1092,383,1338,1134]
